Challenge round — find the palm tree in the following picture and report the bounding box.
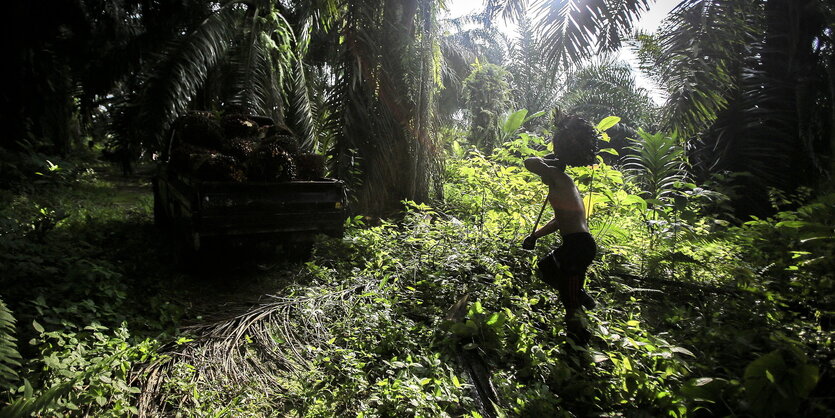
[557,56,658,161]
[120,1,310,152]
[323,0,442,216]
[436,13,508,124]
[506,14,563,119]
[3,0,218,156]
[635,0,834,213]
[463,62,512,152]
[558,56,657,131]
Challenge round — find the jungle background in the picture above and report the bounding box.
[1,0,834,416]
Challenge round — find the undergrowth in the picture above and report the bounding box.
[1,129,833,416]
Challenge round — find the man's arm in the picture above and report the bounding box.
[522,216,558,249]
[524,157,564,186]
[533,217,559,239]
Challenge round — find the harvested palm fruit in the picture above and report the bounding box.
[195,153,247,182]
[170,142,217,172]
[221,137,257,160]
[221,113,260,139]
[294,153,326,180]
[176,111,224,150]
[552,110,597,167]
[266,134,299,155]
[248,143,296,182]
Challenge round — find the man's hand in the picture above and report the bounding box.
[522,235,537,250]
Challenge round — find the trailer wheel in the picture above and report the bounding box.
[152,178,169,228]
[284,241,314,261]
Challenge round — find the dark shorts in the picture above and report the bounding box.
[537,232,597,309]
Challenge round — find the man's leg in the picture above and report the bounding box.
[564,273,591,345]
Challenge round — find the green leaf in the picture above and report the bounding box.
[671,346,695,357]
[24,378,33,399]
[775,221,807,228]
[502,109,528,135]
[599,148,619,156]
[596,116,621,132]
[32,321,44,334]
[524,110,546,124]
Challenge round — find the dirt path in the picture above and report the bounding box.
[100,163,311,324]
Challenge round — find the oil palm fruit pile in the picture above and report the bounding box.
[169,111,325,182]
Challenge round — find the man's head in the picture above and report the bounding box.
[551,110,597,167]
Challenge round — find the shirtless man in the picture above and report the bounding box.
[522,114,598,345]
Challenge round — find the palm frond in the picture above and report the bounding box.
[0,298,20,391]
[536,0,650,67]
[636,0,758,136]
[136,283,367,416]
[558,56,657,130]
[624,129,687,202]
[125,4,241,149]
[485,0,529,23]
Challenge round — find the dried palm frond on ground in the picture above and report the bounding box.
[134,282,366,416]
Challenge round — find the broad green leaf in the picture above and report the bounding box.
[523,110,546,124]
[596,116,621,132]
[671,346,695,357]
[502,110,528,135]
[775,221,807,228]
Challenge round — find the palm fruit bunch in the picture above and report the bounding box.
[294,153,326,180]
[268,133,299,155]
[551,109,597,167]
[176,111,225,150]
[221,113,260,139]
[196,154,247,182]
[221,137,257,161]
[169,110,325,183]
[248,142,296,182]
[170,142,216,172]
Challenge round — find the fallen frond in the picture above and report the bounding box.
[134,281,367,416]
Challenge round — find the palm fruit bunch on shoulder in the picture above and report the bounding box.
[294,153,326,180]
[175,111,225,150]
[221,113,260,139]
[195,153,247,182]
[247,142,296,182]
[551,109,597,167]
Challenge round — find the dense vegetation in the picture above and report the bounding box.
[2,0,834,416]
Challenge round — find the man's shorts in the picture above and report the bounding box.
[536,232,597,289]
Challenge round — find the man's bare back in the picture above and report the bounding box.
[523,157,588,236]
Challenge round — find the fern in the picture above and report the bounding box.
[0,297,21,391]
[624,129,687,205]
